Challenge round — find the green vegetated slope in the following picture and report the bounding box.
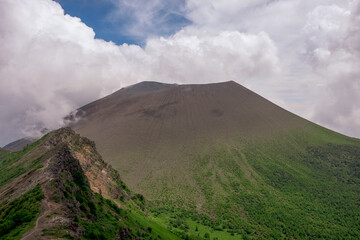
[0,128,181,240]
[0,140,43,188]
[0,185,43,240]
[70,81,360,239]
[145,125,360,239]
[196,127,359,239]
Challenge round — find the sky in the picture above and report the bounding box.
[0,0,359,146]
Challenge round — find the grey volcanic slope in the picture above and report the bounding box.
[71,81,309,197]
[3,137,36,151]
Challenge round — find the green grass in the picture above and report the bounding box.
[74,185,181,240]
[0,139,44,187]
[121,201,182,240]
[150,208,242,240]
[142,125,360,239]
[0,185,44,240]
[74,180,180,240]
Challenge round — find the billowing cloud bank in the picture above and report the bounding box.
[0,0,359,145]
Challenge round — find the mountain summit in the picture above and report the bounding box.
[72,80,307,173]
[73,81,305,146]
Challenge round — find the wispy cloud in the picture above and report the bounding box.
[106,0,191,43]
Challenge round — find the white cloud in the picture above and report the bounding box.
[144,30,280,84]
[0,0,281,146]
[304,3,360,137]
[0,0,139,144]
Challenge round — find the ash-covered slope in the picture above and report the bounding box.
[0,128,180,240]
[72,81,305,155]
[71,81,308,193]
[3,137,37,152]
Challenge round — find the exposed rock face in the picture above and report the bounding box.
[43,128,130,201]
[0,128,131,239]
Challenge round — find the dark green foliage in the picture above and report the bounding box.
[77,192,178,240]
[111,169,130,192]
[304,144,360,184]
[169,215,189,231]
[60,165,179,239]
[0,185,43,240]
[148,130,360,239]
[201,140,360,239]
[132,193,145,210]
[78,193,126,239]
[116,178,130,191]
[236,142,360,239]
[72,170,90,193]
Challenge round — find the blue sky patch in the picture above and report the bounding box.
[55,0,191,46]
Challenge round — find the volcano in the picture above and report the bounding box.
[71,81,308,192]
[68,81,360,238]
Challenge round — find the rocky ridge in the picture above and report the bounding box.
[0,128,133,239]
